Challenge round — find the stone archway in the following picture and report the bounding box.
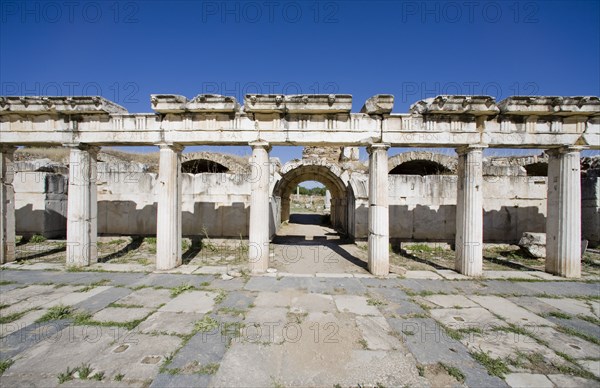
[388,151,457,175]
[273,159,352,233]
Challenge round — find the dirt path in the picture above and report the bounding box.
[271,214,369,274]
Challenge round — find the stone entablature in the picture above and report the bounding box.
[1,94,598,148]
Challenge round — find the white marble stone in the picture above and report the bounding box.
[248,141,271,273]
[455,145,485,276]
[0,145,16,264]
[66,145,99,267]
[367,143,390,276]
[546,146,584,278]
[156,144,183,270]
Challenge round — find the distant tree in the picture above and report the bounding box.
[294,185,326,196]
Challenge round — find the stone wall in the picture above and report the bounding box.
[13,162,600,245]
[582,176,599,245]
[14,172,67,238]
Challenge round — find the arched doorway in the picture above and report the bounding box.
[270,159,366,274]
[273,159,352,234]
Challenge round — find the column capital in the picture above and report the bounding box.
[157,143,184,153]
[455,144,487,155]
[249,141,272,152]
[0,145,17,154]
[546,145,588,156]
[366,143,390,154]
[63,143,101,154]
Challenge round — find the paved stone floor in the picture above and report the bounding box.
[0,265,599,387]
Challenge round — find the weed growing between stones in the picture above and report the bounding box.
[36,304,72,322]
[439,362,465,382]
[171,283,195,297]
[470,351,510,378]
[0,359,14,376]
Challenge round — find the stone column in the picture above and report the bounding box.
[455,145,486,276]
[0,146,17,264]
[367,143,390,276]
[248,141,271,273]
[66,144,99,267]
[546,146,584,278]
[156,143,184,270]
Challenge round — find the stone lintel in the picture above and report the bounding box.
[244,94,352,114]
[243,94,286,114]
[0,96,127,115]
[361,95,394,115]
[498,96,600,116]
[411,95,498,116]
[151,94,240,113]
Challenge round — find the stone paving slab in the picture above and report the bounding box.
[151,373,211,388]
[579,359,600,378]
[475,280,540,296]
[429,306,506,330]
[546,374,598,388]
[290,293,336,313]
[404,270,443,279]
[506,296,564,316]
[1,284,60,305]
[253,291,295,308]
[243,307,289,344]
[546,315,600,339]
[167,330,228,371]
[424,294,479,308]
[73,286,132,314]
[92,333,182,382]
[138,311,205,335]
[397,278,464,294]
[159,291,218,313]
[0,308,47,338]
[505,373,553,388]
[366,287,409,304]
[519,281,600,297]
[2,323,114,375]
[435,269,470,280]
[92,307,153,323]
[468,295,555,327]
[483,271,539,280]
[115,288,172,308]
[537,297,596,317]
[0,319,72,360]
[193,265,228,275]
[0,283,20,293]
[208,277,245,291]
[533,326,600,359]
[355,315,400,350]
[46,286,113,308]
[159,264,200,274]
[129,273,214,289]
[387,317,472,363]
[333,295,381,316]
[216,291,256,310]
[463,331,564,364]
[1,285,81,315]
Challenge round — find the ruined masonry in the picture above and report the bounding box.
[1,94,599,278]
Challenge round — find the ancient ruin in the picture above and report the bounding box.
[1,94,599,278]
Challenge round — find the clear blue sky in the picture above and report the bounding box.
[2,0,599,168]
